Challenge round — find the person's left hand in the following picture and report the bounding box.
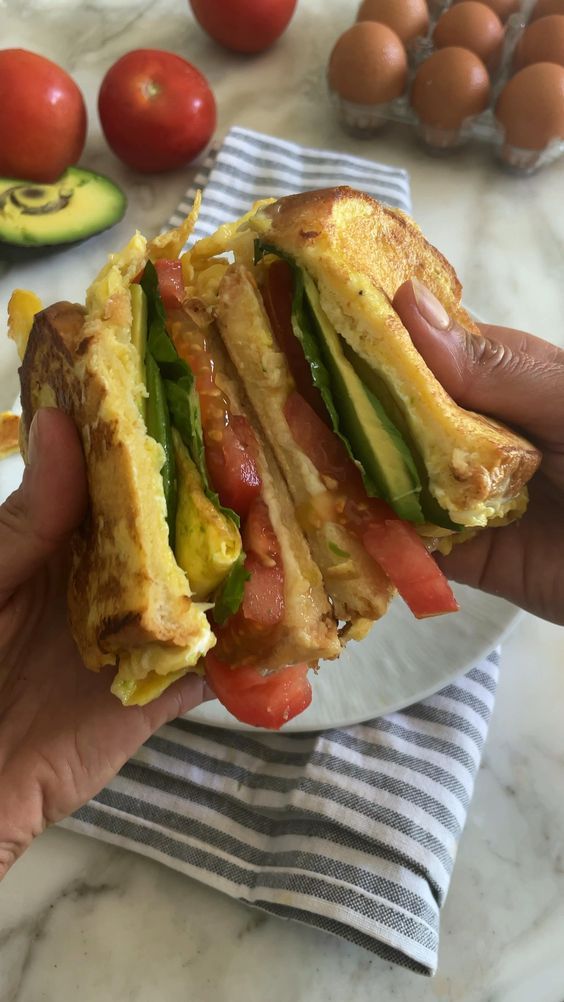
[0,408,210,878]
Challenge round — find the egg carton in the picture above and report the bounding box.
[329,0,564,173]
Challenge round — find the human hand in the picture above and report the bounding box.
[0,409,210,877]
[393,279,564,626]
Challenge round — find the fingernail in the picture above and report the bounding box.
[411,277,451,331]
[27,411,42,467]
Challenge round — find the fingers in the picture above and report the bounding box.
[141,674,216,733]
[393,278,564,446]
[0,408,88,604]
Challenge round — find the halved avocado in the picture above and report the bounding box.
[0,167,126,256]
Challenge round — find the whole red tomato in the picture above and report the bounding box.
[0,49,87,183]
[98,50,216,173]
[189,0,298,54]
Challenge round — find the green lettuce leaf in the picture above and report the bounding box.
[164,379,239,528]
[256,241,378,496]
[212,552,251,626]
[141,262,239,528]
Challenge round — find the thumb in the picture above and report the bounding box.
[0,408,88,603]
[393,278,564,447]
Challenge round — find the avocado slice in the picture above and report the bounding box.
[342,346,461,530]
[130,284,148,420]
[0,167,126,254]
[302,272,424,523]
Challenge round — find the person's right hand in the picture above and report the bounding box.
[393,279,564,626]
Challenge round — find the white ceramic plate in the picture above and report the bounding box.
[189,591,520,732]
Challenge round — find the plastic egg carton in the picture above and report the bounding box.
[329,0,564,173]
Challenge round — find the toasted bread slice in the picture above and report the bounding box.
[216,264,393,625]
[248,187,541,528]
[20,301,213,675]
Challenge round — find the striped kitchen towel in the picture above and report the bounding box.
[61,128,497,976]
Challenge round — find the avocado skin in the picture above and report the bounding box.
[0,234,97,262]
[0,167,126,255]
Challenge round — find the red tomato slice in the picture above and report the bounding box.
[284,391,458,618]
[205,653,312,730]
[263,260,329,422]
[216,497,286,662]
[240,553,285,626]
[205,419,262,520]
[171,317,262,519]
[284,391,366,498]
[243,494,280,567]
[363,520,459,618]
[155,259,185,310]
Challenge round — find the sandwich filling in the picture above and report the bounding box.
[127,257,292,674]
[241,247,461,620]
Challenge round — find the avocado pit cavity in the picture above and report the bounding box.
[1,183,73,215]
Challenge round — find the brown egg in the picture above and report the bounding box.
[530,0,564,21]
[496,62,564,146]
[514,14,564,67]
[411,47,491,128]
[454,0,520,22]
[434,2,504,67]
[357,0,430,44]
[328,22,408,104]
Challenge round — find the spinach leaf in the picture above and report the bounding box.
[212,552,250,626]
[165,379,239,528]
[256,241,378,496]
[141,262,239,527]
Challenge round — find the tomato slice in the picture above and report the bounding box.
[205,418,262,519]
[216,497,286,662]
[205,653,312,729]
[363,520,459,618]
[171,315,262,519]
[284,390,366,497]
[284,391,458,618]
[263,260,329,422]
[155,259,185,310]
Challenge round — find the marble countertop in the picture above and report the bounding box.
[1,1,563,999]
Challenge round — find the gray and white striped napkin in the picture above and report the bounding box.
[61,128,498,976]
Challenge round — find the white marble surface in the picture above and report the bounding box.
[1,1,563,999]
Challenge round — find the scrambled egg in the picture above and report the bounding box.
[173,429,242,600]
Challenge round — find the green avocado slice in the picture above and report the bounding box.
[302,273,424,523]
[342,348,462,530]
[0,167,126,250]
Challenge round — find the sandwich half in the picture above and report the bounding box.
[11,206,340,721]
[190,186,541,632]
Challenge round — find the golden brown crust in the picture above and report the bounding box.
[20,303,211,671]
[250,187,540,526]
